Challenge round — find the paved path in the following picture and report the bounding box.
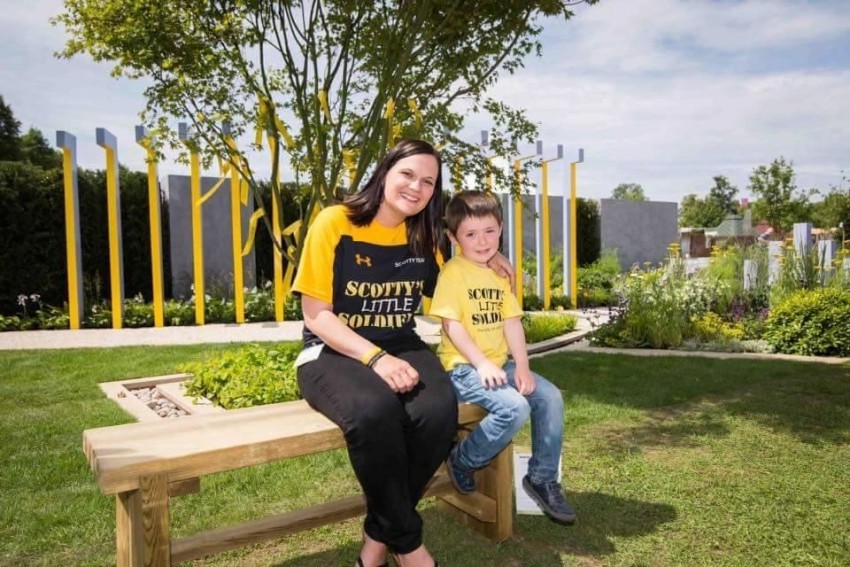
[2,311,843,365]
[0,311,600,351]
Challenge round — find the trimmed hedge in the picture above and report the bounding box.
[764,288,850,357]
[0,161,171,315]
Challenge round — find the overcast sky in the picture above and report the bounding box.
[2,0,849,203]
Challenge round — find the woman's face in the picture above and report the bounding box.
[375,153,439,227]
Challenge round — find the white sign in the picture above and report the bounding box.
[513,446,562,515]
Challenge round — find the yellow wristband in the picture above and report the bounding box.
[359,346,383,366]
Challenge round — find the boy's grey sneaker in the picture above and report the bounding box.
[522,475,577,525]
[446,445,476,495]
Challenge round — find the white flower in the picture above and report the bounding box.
[17,294,27,306]
[30,294,40,302]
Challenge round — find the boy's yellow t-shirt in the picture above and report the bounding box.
[429,255,523,370]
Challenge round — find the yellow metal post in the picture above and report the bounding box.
[268,135,285,322]
[224,132,245,324]
[96,128,125,329]
[273,192,285,321]
[180,123,205,325]
[512,160,523,307]
[135,126,165,327]
[191,150,204,325]
[568,149,585,309]
[56,131,83,330]
[539,144,564,310]
[512,146,541,308]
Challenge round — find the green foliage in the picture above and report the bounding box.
[550,294,572,310]
[611,183,647,201]
[0,285,306,331]
[810,183,850,231]
[56,0,600,263]
[749,157,812,233]
[19,128,62,169]
[690,312,744,343]
[577,249,620,307]
[679,193,724,228]
[678,175,739,229]
[768,240,840,306]
[182,343,302,409]
[521,312,577,344]
[0,160,172,316]
[577,197,601,266]
[590,261,729,349]
[522,292,542,311]
[578,249,619,290]
[763,288,850,357]
[577,287,617,308]
[0,94,21,161]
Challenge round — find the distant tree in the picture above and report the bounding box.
[708,175,739,215]
[0,95,21,161]
[678,193,724,228]
[19,128,62,170]
[749,157,812,233]
[810,178,850,233]
[678,175,740,228]
[611,183,647,201]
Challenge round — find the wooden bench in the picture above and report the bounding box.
[83,399,513,566]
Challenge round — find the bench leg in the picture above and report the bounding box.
[437,441,513,542]
[116,474,171,566]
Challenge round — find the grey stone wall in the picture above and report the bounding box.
[599,198,678,270]
[166,175,256,299]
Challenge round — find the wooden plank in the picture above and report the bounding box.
[436,442,513,543]
[480,441,513,542]
[139,474,171,566]
[171,474,460,563]
[116,490,144,567]
[115,475,171,567]
[85,401,487,495]
[168,477,200,498]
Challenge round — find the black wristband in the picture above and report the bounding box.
[366,350,388,368]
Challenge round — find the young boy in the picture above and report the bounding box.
[429,190,576,525]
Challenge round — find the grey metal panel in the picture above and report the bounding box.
[166,175,256,299]
[599,199,679,271]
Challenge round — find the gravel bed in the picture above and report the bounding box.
[131,387,189,418]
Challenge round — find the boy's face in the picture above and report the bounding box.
[448,214,502,268]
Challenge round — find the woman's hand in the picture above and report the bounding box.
[487,252,516,294]
[372,353,420,393]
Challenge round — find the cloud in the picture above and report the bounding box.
[481,0,850,201]
[2,0,848,205]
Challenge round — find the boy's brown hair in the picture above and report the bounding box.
[445,190,503,234]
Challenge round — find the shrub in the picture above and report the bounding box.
[523,293,543,312]
[245,284,275,321]
[522,312,577,344]
[763,288,850,356]
[164,299,195,326]
[181,342,302,409]
[577,287,617,308]
[691,312,744,343]
[589,261,728,349]
[123,295,154,328]
[550,294,572,310]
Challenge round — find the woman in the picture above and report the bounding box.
[293,139,454,567]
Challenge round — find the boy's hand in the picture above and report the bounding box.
[475,360,508,390]
[514,367,537,396]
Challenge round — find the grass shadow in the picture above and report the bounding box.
[533,352,850,446]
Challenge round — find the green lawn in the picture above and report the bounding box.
[1,345,848,566]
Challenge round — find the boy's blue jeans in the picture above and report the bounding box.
[449,361,565,484]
